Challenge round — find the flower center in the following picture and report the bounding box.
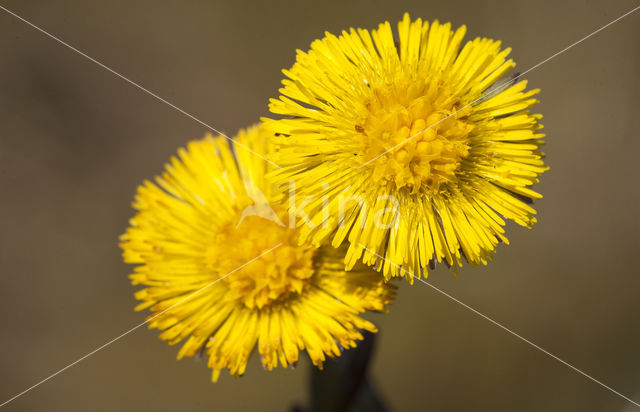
[209,205,316,309]
[356,79,473,194]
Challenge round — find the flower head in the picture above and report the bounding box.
[264,13,548,281]
[120,125,394,381]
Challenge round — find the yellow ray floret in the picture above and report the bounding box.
[263,13,548,281]
[120,125,395,381]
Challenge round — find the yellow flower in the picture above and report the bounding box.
[119,125,395,382]
[263,13,548,281]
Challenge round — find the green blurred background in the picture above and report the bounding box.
[1,0,639,410]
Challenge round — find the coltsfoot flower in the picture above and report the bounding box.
[264,13,548,281]
[120,125,395,381]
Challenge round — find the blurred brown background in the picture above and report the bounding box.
[1,0,639,411]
